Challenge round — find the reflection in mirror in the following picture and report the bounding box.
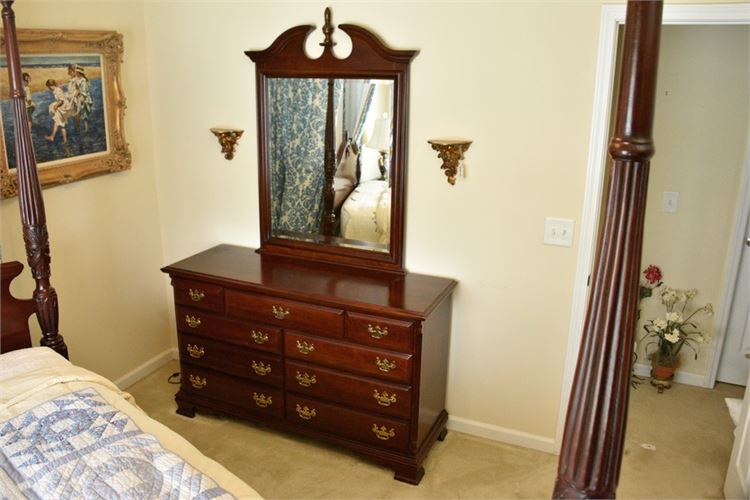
[267,78,394,253]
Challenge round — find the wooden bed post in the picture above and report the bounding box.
[1,0,68,359]
[553,1,662,498]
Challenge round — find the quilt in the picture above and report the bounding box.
[0,388,231,499]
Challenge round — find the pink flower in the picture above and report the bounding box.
[643,265,662,285]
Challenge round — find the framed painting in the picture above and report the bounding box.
[0,29,130,198]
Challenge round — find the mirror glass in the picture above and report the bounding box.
[267,77,394,253]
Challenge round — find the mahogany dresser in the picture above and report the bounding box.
[162,244,456,484]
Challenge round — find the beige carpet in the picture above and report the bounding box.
[128,361,743,499]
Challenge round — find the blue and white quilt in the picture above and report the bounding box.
[0,388,232,499]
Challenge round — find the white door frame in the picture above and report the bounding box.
[554,3,750,453]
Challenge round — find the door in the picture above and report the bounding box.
[717,215,750,385]
[725,369,750,498]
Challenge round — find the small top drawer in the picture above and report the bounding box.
[347,313,414,353]
[226,290,344,338]
[173,278,224,313]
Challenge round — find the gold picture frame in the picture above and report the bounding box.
[0,29,130,198]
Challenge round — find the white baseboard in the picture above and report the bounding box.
[633,363,708,388]
[448,415,556,454]
[114,347,178,389]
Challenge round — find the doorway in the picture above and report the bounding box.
[556,4,750,452]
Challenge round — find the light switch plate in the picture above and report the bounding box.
[544,217,575,247]
[662,191,679,213]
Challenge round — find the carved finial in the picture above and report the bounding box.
[320,7,336,48]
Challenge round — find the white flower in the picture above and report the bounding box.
[703,303,714,317]
[654,319,668,331]
[664,330,681,344]
[695,334,704,344]
[665,312,682,323]
[661,287,677,306]
[686,289,699,299]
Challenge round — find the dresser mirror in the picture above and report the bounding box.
[247,9,416,273]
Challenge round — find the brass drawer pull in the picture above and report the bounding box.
[251,330,269,345]
[188,288,205,302]
[188,374,207,389]
[251,360,272,376]
[296,340,315,355]
[272,305,290,320]
[373,390,397,407]
[295,371,317,387]
[372,424,395,441]
[295,404,317,420]
[185,315,201,329]
[368,324,389,339]
[375,357,396,373]
[253,392,272,408]
[186,344,205,359]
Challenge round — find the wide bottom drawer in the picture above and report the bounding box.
[286,360,412,419]
[179,332,283,387]
[181,364,283,418]
[286,394,409,452]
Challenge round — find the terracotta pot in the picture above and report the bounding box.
[652,363,675,380]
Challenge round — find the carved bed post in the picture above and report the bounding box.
[319,8,337,237]
[553,1,662,498]
[1,0,68,358]
[321,76,337,237]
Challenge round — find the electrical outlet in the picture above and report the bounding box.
[662,191,679,213]
[544,218,575,247]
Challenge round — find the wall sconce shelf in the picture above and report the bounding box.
[210,127,244,160]
[428,138,472,185]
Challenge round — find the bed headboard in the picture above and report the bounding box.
[1,0,68,358]
[0,261,35,353]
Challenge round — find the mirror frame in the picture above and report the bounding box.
[246,10,417,274]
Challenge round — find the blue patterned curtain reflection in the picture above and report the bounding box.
[268,78,342,233]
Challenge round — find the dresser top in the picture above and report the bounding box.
[162,245,457,319]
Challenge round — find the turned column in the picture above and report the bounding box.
[2,0,68,358]
[553,1,662,498]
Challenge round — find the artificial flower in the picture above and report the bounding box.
[664,330,681,344]
[643,265,663,285]
[665,312,681,323]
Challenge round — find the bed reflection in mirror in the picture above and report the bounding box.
[267,77,394,253]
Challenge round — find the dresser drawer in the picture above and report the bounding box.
[226,290,344,338]
[176,305,282,354]
[287,394,409,451]
[180,364,283,417]
[173,278,224,313]
[178,333,282,387]
[286,360,412,419]
[285,332,412,383]
[347,313,414,353]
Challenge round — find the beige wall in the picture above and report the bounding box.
[636,25,750,377]
[144,0,604,440]
[0,0,173,381]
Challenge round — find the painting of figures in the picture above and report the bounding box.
[0,29,130,198]
[1,54,109,169]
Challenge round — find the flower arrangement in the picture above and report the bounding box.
[640,286,713,369]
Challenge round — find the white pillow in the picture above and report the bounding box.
[359,146,383,182]
[335,142,358,183]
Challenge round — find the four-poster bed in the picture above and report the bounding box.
[0,0,664,496]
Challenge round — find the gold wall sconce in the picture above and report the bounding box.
[428,139,472,185]
[210,127,244,160]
